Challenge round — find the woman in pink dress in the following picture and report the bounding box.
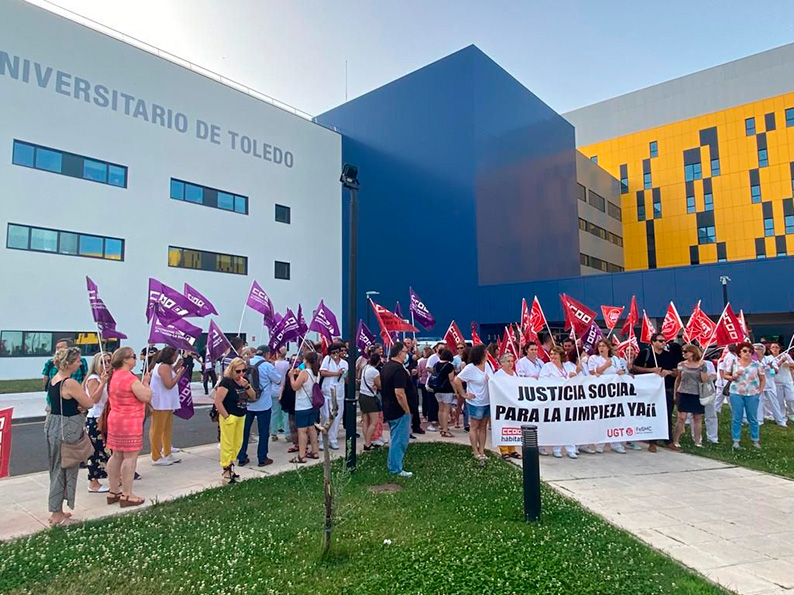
[106,347,152,507]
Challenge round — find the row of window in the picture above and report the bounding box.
[690,243,727,265]
[7,223,124,260]
[686,192,713,214]
[747,109,794,135]
[12,139,293,224]
[756,236,789,259]
[0,331,120,358]
[578,218,623,247]
[577,183,621,222]
[13,140,127,188]
[580,253,624,273]
[165,246,291,279]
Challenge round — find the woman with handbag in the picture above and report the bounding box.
[45,346,96,526]
[725,342,765,450]
[359,352,382,450]
[288,351,321,464]
[672,344,710,448]
[84,352,112,493]
[106,347,152,507]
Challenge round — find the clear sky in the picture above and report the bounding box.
[42,0,794,117]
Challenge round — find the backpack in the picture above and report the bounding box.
[304,370,325,409]
[245,365,262,402]
[427,362,447,393]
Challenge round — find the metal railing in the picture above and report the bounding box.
[24,0,315,122]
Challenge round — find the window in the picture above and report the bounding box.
[786,108,794,127]
[652,190,662,218]
[580,253,623,274]
[0,330,119,358]
[784,199,794,234]
[607,201,622,221]
[168,246,247,275]
[588,190,605,212]
[751,184,761,203]
[690,246,699,265]
[644,172,652,189]
[6,223,124,261]
[687,194,696,214]
[619,164,628,194]
[745,117,756,136]
[684,163,702,181]
[637,191,645,222]
[579,219,620,245]
[275,260,291,280]
[590,156,598,164]
[170,178,248,215]
[776,235,787,257]
[764,218,775,237]
[756,238,766,259]
[578,218,587,231]
[711,158,720,176]
[11,140,127,187]
[697,225,716,244]
[704,192,713,211]
[717,242,727,263]
[759,148,769,167]
[765,113,776,131]
[576,183,586,202]
[650,141,658,157]
[786,214,794,234]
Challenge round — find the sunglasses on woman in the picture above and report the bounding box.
[235,368,246,373]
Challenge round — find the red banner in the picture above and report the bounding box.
[443,320,466,353]
[561,294,596,336]
[0,407,12,479]
[715,304,745,346]
[600,305,624,330]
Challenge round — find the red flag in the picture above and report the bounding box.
[611,335,620,348]
[617,329,640,358]
[738,310,750,341]
[601,305,624,331]
[683,301,701,343]
[640,310,656,343]
[661,302,684,341]
[688,304,718,347]
[471,326,500,370]
[503,327,519,360]
[0,407,11,479]
[529,296,547,334]
[621,296,638,336]
[443,320,466,353]
[537,343,550,363]
[560,294,596,336]
[714,304,745,346]
[370,301,419,334]
[320,334,331,357]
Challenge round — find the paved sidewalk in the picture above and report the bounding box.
[3,430,794,594]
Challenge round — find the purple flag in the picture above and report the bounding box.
[409,286,435,330]
[147,278,199,324]
[206,320,232,362]
[356,320,377,354]
[86,277,127,339]
[395,301,404,320]
[269,308,301,351]
[307,300,340,341]
[297,305,308,337]
[245,281,274,324]
[582,321,605,355]
[184,283,218,317]
[173,357,195,420]
[149,315,202,352]
[97,322,128,340]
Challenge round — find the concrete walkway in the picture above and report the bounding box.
[2,431,794,594]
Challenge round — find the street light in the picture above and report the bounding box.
[365,291,379,328]
[720,276,731,308]
[341,163,360,471]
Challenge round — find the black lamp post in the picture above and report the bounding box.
[341,163,360,470]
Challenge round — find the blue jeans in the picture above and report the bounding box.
[387,413,411,474]
[730,393,760,442]
[238,408,272,464]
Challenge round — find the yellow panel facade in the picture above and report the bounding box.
[581,93,794,270]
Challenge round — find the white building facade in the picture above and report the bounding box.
[0,1,342,380]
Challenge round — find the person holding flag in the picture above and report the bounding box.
[149,347,187,467]
[632,333,679,452]
[319,342,347,450]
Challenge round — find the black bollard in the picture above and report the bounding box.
[521,424,541,522]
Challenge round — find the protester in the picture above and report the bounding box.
[214,357,255,483]
[149,347,186,466]
[44,347,95,525]
[453,344,491,461]
[270,346,291,442]
[418,346,438,431]
[201,351,218,395]
[359,351,382,450]
[494,353,521,459]
[540,346,580,458]
[84,352,112,493]
[403,338,424,435]
[769,341,794,422]
[709,345,738,444]
[289,351,321,463]
[379,342,414,477]
[238,346,281,467]
[455,344,470,431]
[632,333,678,452]
[516,342,543,379]
[42,338,88,408]
[432,348,457,438]
[586,339,628,454]
[672,344,709,448]
[754,344,786,427]
[723,342,765,449]
[106,347,152,507]
[319,342,347,450]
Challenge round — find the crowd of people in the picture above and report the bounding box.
[40,329,794,526]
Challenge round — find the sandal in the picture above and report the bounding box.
[307,452,319,459]
[510,452,522,459]
[289,456,307,464]
[106,492,121,505]
[501,454,511,460]
[287,445,300,453]
[120,495,145,508]
[49,517,79,527]
[440,431,454,438]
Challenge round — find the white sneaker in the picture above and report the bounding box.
[397,470,413,478]
[165,454,182,463]
[372,439,385,447]
[567,452,578,459]
[152,458,173,466]
[580,446,597,454]
[552,450,562,458]
[539,447,549,456]
[612,445,626,454]
[170,447,181,453]
[329,444,340,451]
[626,442,643,450]
[426,424,437,431]
[595,446,605,454]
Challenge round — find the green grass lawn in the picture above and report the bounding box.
[0,443,724,595]
[680,406,794,479]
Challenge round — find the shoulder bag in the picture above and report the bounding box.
[59,380,93,469]
[305,371,325,409]
[697,365,716,406]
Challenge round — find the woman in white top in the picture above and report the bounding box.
[516,342,544,379]
[84,352,112,493]
[586,339,628,455]
[494,353,521,460]
[769,341,794,422]
[289,351,321,463]
[359,352,382,450]
[754,344,786,427]
[540,346,581,459]
[452,344,491,461]
[149,346,186,466]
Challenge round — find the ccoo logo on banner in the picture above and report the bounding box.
[488,374,668,447]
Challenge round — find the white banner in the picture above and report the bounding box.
[489,373,668,446]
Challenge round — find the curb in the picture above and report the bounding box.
[11,416,46,425]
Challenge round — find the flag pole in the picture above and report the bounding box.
[237,279,253,337]
[94,325,107,374]
[143,313,156,380]
[536,297,556,347]
[698,303,728,364]
[411,311,416,343]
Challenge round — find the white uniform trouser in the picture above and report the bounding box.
[775,382,794,419]
[759,383,786,426]
[552,445,576,456]
[703,401,719,443]
[320,392,344,448]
